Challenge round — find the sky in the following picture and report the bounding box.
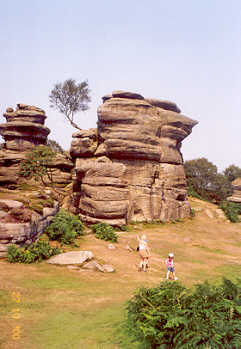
[0,0,240,172]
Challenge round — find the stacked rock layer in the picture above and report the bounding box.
[70,90,198,225]
[227,178,241,203]
[0,104,74,186]
[0,104,50,184]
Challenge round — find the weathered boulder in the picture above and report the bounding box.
[70,128,97,158]
[0,200,59,257]
[70,90,198,225]
[227,178,241,203]
[47,251,94,265]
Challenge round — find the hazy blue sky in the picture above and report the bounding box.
[0,0,240,171]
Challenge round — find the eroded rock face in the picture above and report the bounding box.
[0,200,59,257]
[227,178,241,203]
[70,90,198,225]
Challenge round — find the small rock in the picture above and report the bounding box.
[107,244,116,250]
[102,264,115,273]
[0,200,24,210]
[0,244,8,252]
[205,209,213,219]
[82,260,105,272]
[0,211,7,219]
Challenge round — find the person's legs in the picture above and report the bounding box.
[166,269,170,280]
[143,258,148,272]
[138,257,144,271]
[173,271,178,280]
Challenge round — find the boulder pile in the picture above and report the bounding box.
[69,90,198,225]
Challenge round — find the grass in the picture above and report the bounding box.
[0,197,241,348]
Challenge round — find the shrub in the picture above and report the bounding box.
[45,209,84,244]
[123,278,241,349]
[7,241,62,264]
[219,201,241,223]
[190,208,195,218]
[90,222,118,242]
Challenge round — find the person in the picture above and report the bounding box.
[165,253,178,280]
[136,234,151,272]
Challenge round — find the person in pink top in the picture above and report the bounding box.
[165,253,178,280]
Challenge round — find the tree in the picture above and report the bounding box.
[46,139,64,154]
[184,158,232,203]
[19,145,56,187]
[224,164,241,183]
[49,78,91,131]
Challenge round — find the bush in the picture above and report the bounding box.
[46,209,84,244]
[90,222,118,242]
[219,201,241,223]
[122,279,241,349]
[7,241,62,264]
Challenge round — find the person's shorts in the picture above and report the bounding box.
[168,267,174,272]
[139,250,149,259]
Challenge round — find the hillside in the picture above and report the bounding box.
[0,197,240,349]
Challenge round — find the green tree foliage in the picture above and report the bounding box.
[224,165,241,183]
[184,158,232,203]
[45,209,84,245]
[123,279,241,349]
[90,222,118,242]
[46,138,64,153]
[49,78,91,131]
[219,201,241,223]
[7,240,62,264]
[19,145,56,186]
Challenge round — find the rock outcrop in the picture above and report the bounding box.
[0,198,59,257]
[1,104,50,151]
[227,178,241,203]
[0,104,50,185]
[70,90,198,225]
[0,104,74,186]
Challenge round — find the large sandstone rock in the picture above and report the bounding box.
[70,128,97,158]
[47,251,94,265]
[70,90,198,225]
[0,200,59,257]
[0,104,50,151]
[227,178,241,203]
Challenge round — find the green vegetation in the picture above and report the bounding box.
[46,209,84,244]
[184,158,232,203]
[190,208,195,218]
[90,222,118,242]
[7,240,62,264]
[122,278,241,349]
[46,138,64,153]
[224,164,241,182]
[19,145,56,186]
[219,201,241,223]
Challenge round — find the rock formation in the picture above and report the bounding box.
[70,90,198,225]
[227,178,241,203]
[0,104,50,185]
[0,104,73,186]
[0,197,59,257]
